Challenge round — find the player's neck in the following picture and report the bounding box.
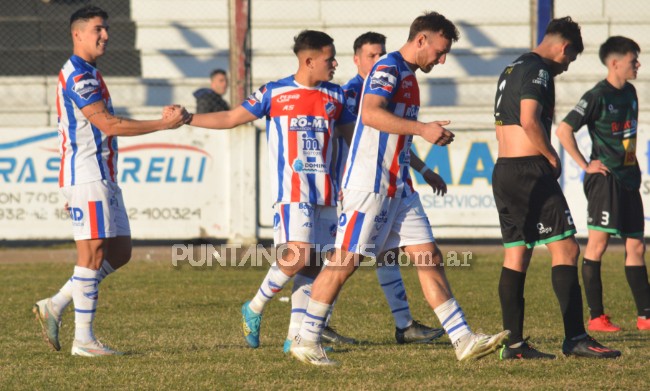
[294,71,322,87]
[606,73,626,90]
[73,49,98,65]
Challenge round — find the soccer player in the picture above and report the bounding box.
[556,36,650,332]
[185,30,356,349]
[328,31,444,345]
[492,16,620,359]
[290,12,510,366]
[32,5,188,356]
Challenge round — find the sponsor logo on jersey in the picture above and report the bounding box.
[246,85,266,106]
[370,65,398,93]
[607,103,620,115]
[405,105,419,120]
[289,115,329,132]
[572,99,588,116]
[273,212,281,231]
[374,209,388,231]
[72,73,100,100]
[301,133,321,154]
[293,158,304,172]
[276,93,301,103]
[338,213,347,226]
[536,222,552,235]
[532,69,549,88]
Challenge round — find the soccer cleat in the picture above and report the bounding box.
[637,317,650,330]
[32,299,61,351]
[395,320,445,344]
[499,338,556,360]
[284,338,333,354]
[455,330,510,361]
[562,335,621,358]
[290,338,338,366]
[71,339,124,357]
[321,325,358,345]
[588,314,621,332]
[241,301,262,348]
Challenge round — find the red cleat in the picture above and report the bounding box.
[637,317,650,330]
[588,314,621,332]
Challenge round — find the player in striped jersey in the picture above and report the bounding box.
[290,12,509,366]
[186,30,356,349]
[33,5,188,356]
[325,32,445,345]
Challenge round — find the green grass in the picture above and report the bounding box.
[1,247,647,389]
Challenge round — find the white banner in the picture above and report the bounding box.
[0,127,228,240]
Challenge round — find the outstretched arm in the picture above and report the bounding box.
[81,101,188,137]
[187,105,258,129]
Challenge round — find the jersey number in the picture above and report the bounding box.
[601,211,610,226]
[495,80,507,111]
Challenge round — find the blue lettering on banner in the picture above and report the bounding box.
[415,142,494,186]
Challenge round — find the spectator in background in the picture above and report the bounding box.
[194,69,230,113]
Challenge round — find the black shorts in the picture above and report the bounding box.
[584,173,644,238]
[492,156,576,248]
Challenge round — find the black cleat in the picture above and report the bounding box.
[395,320,445,344]
[562,335,621,359]
[499,338,556,360]
[321,325,358,345]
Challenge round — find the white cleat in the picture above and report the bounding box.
[290,339,338,367]
[71,339,124,357]
[455,330,510,361]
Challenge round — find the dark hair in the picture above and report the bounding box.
[353,32,386,53]
[210,69,227,78]
[292,30,334,54]
[407,11,459,42]
[70,5,108,28]
[545,16,584,53]
[599,36,640,64]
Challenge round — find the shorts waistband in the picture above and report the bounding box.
[496,155,548,165]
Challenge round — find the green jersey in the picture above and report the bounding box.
[562,80,640,190]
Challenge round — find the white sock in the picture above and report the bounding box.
[49,260,115,317]
[97,260,116,283]
[434,298,471,345]
[376,264,412,329]
[72,266,99,344]
[287,273,314,341]
[249,262,291,314]
[50,277,73,316]
[297,299,331,343]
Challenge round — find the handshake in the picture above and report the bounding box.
[162,105,193,129]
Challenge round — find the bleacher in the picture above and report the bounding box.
[1,0,649,129]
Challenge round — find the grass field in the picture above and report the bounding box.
[1,245,648,389]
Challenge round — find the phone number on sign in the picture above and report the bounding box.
[51,207,202,221]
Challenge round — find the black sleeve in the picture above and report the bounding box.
[519,64,550,104]
[562,89,600,132]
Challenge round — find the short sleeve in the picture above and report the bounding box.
[66,71,104,109]
[242,84,271,118]
[363,60,400,100]
[520,65,551,104]
[562,90,599,132]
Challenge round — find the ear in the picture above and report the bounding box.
[353,54,361,68]
[417,33,426,48]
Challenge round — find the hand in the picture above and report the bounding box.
[422,170,447,196]
[163,105,190,129]
[548,151,562,179]
[584,159,609,176]
[420,120,454,146]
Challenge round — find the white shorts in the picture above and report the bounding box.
[335,189,434,257]
[60,180,131,241]
[272,202,338,247]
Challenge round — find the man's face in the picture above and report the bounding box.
[354,43,386,78]
[311,44,338,82]
[211,73,228,95]
[415,31,451,73]
[551,44,578,76]
[73,16,109,61]
[616,51,641,81]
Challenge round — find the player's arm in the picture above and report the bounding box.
[519,98,561,175]
[188,105,257,129]
[81,101,187,137]
[410,151,447,196]
[556,121,609,175]
[361,94,453,146]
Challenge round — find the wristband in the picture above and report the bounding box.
[185,112,194,125]
[418,166,432,175]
